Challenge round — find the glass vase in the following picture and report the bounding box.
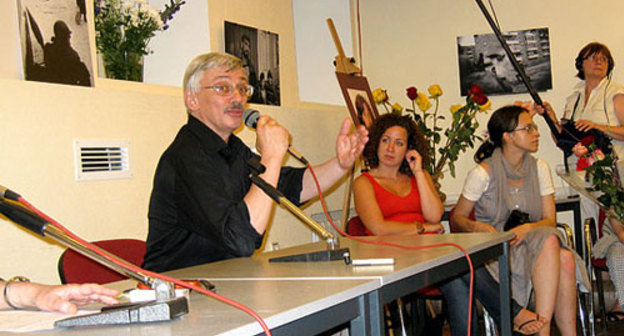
[101,51,144,82]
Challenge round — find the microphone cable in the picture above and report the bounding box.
[305,162,476,336]
[16,196,273,336]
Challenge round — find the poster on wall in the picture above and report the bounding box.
[16,0,93,87]
[225,21,280,106]
[457,27,552,96]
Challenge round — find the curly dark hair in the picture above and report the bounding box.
[363,113,430,176]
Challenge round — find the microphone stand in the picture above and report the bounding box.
[0,199,189,328]
[248,158,351,263]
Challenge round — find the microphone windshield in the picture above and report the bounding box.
[243,109,260,129]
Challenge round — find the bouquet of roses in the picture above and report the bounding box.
[573,135,624,222]
[371,84,490,181]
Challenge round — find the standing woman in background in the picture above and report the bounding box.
[538,42,624,320]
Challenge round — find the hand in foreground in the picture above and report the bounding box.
[255,115,290,161]
[31,283,119,314]
[336,118,368,169]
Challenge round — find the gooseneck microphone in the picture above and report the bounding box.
[242,108,309,164]
[0,185,21,201]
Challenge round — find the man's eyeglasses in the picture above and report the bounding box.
[511,123,538,133]
[202,84,254,97]
[585,54,608,63]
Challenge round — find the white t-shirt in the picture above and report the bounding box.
[461,158,555,202]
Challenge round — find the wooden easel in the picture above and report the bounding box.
[326,18,361,228]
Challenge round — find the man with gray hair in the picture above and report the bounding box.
[142,52,368,272]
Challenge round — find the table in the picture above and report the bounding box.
[12,233,513,336]
[557,169,606,260]
[12,279,375,336]
[168,233,515,335]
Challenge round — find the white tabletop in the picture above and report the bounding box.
[167,233,514,286]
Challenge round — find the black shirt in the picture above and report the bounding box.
[142,115,305,272]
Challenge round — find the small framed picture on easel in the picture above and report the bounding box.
[336,72,379,131]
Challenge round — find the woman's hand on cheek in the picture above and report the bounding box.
[406,150,423,173]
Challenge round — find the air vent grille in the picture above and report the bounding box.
[74,140,132,181]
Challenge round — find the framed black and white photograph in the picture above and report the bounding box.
[17,0,93,86]
[336,73,379,130]
[457,27,552,96]
[225,21,280,106]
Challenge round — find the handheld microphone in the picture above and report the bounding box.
[242,108,309,164]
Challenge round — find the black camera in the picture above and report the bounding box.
[504,209,531,231]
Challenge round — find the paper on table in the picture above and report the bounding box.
[0,309,96,333]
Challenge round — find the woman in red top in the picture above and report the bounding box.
[353,114,444,235]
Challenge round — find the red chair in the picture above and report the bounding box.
[345,216,368,236]
[58,239,146,284]
[447,206,476,232]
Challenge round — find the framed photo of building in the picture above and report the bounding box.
[336,72,379,130]
[457,27,552,96]
[225,21,280,106]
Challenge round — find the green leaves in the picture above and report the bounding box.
[95,0,185,81]
[585,152,624,222]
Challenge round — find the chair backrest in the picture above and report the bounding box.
[58,239,146,284]
[345,216,369,236]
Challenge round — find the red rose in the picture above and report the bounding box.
[473,93,488,105]
[576,157,589,171]
[406,86,418,100]
[469,84,483,95]
[581,135,595,147]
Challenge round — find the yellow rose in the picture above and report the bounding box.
[450,104,463,114]
[479,99,492,111]
[391,103,403,113]
[416,92,432,112]
[372,88,388,104]
[428,84,443,98]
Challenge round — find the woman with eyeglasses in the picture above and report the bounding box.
[452,105,590,336]
[538,42,624,176]
[537,42,624,322]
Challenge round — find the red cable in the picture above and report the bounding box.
[17,197,272,336]
[306,163,475,336]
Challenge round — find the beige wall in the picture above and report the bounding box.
[0,0,349,284]
[357,0,624,200]
[4,0,622,284]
